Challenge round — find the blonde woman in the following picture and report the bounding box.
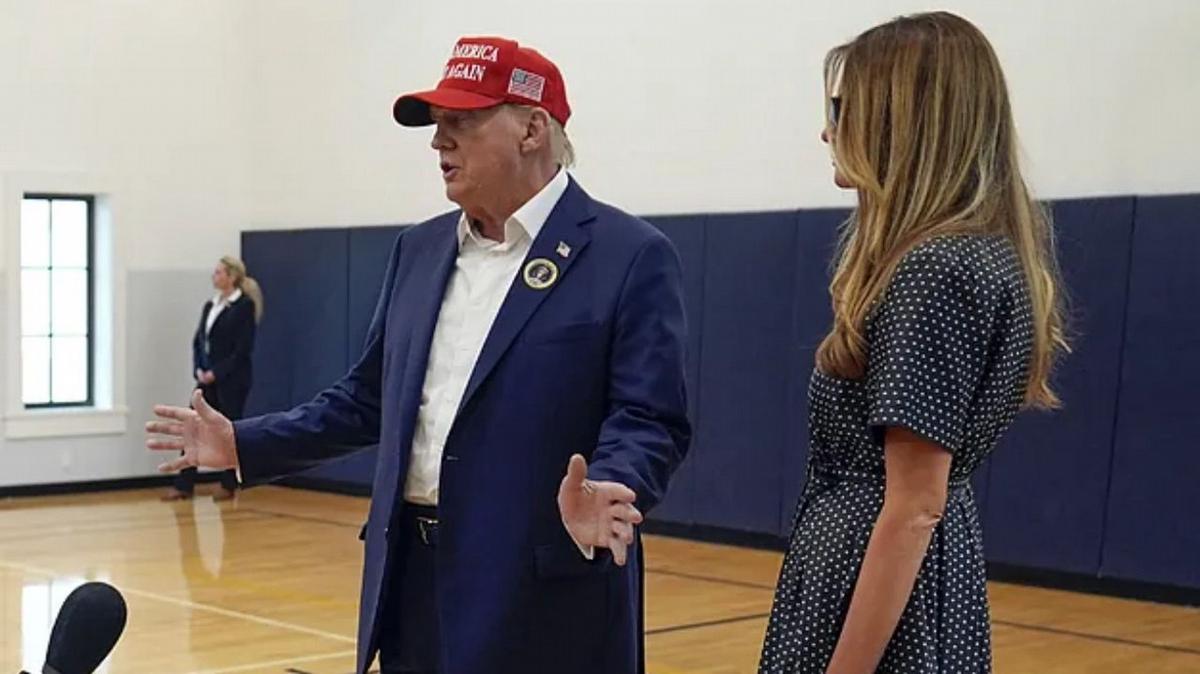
[760,12,1067,674]
[163,256,263,501]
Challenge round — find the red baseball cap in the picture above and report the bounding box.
[393,36,571,127]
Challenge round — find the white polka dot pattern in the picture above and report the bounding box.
[760,235,1034,673]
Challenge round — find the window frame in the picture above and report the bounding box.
[20,193,96,410]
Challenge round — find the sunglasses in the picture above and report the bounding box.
[828,96,843,128]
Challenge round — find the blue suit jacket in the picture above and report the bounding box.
[234,178,690,674]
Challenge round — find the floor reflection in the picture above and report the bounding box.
[20,573,112,673]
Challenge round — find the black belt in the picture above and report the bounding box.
[402,503,439,547]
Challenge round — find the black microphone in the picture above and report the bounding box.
[29,582,128,674]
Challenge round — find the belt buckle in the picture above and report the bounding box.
[416,516,438,546]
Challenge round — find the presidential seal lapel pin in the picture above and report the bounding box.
[523,258,559,290]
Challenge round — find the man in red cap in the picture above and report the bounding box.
[148,36,690,674]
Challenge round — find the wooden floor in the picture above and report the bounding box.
[0,487,1197,673]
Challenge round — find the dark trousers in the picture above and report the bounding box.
[174,383,244,493]
[378,503,441,674]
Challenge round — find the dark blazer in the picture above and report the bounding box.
[193,293,256,414]
[233,178,691,674]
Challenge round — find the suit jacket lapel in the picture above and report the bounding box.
[200,301,214,331]
[397,223,459,416]
[209,298,233,335]
[456,178,597,415]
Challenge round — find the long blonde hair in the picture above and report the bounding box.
[220,255,264,323]
[815,11,1067,408]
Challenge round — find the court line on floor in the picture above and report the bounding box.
[181,507,1200,659]
[644,663,695,674]
[647,568,1200,658]
[647,612,770,637]
[0,512,269,545]
[1,509,361,610]
[239,507,361,531]
[191,648,358,674]
[644,612,1200,661]
[0,559,356,645]
[992,619,1200,658]
[645,567,776,591]
[0,508,236,532]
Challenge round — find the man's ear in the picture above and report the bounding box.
[520,107,552,155]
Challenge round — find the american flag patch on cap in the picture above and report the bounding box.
[507,68,546,102]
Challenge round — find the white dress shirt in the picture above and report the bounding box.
[404,168,570,506]
[205,288,243,345]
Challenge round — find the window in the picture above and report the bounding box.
[20,194,93,408]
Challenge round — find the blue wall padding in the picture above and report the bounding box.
[779,208,845,535]
[240,194,1200,589]
[644,215,707,525]
[691,211,801,535]
[984,197,1135,575]
[1103,194,1200,587]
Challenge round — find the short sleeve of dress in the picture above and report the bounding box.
[866,244,996,454]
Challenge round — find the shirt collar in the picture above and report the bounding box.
[212,288,243,305]
[456,167,570,249]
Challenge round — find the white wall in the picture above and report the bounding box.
[242,0,1200,229]
[0,1,254,485]
[0,0,1197,486]
[1,0,257,269]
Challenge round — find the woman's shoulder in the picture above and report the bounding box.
[897,235,1020,289]
[882,235,1023,318]
[225,294,256,318]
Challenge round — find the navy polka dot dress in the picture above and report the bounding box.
[760,235,1034,673]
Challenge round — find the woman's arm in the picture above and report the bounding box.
[192,303,210,379]
[824,427,952,674]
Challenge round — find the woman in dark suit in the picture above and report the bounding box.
[163,255,263,501]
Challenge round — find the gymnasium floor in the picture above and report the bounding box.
[0,487,1196,673]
